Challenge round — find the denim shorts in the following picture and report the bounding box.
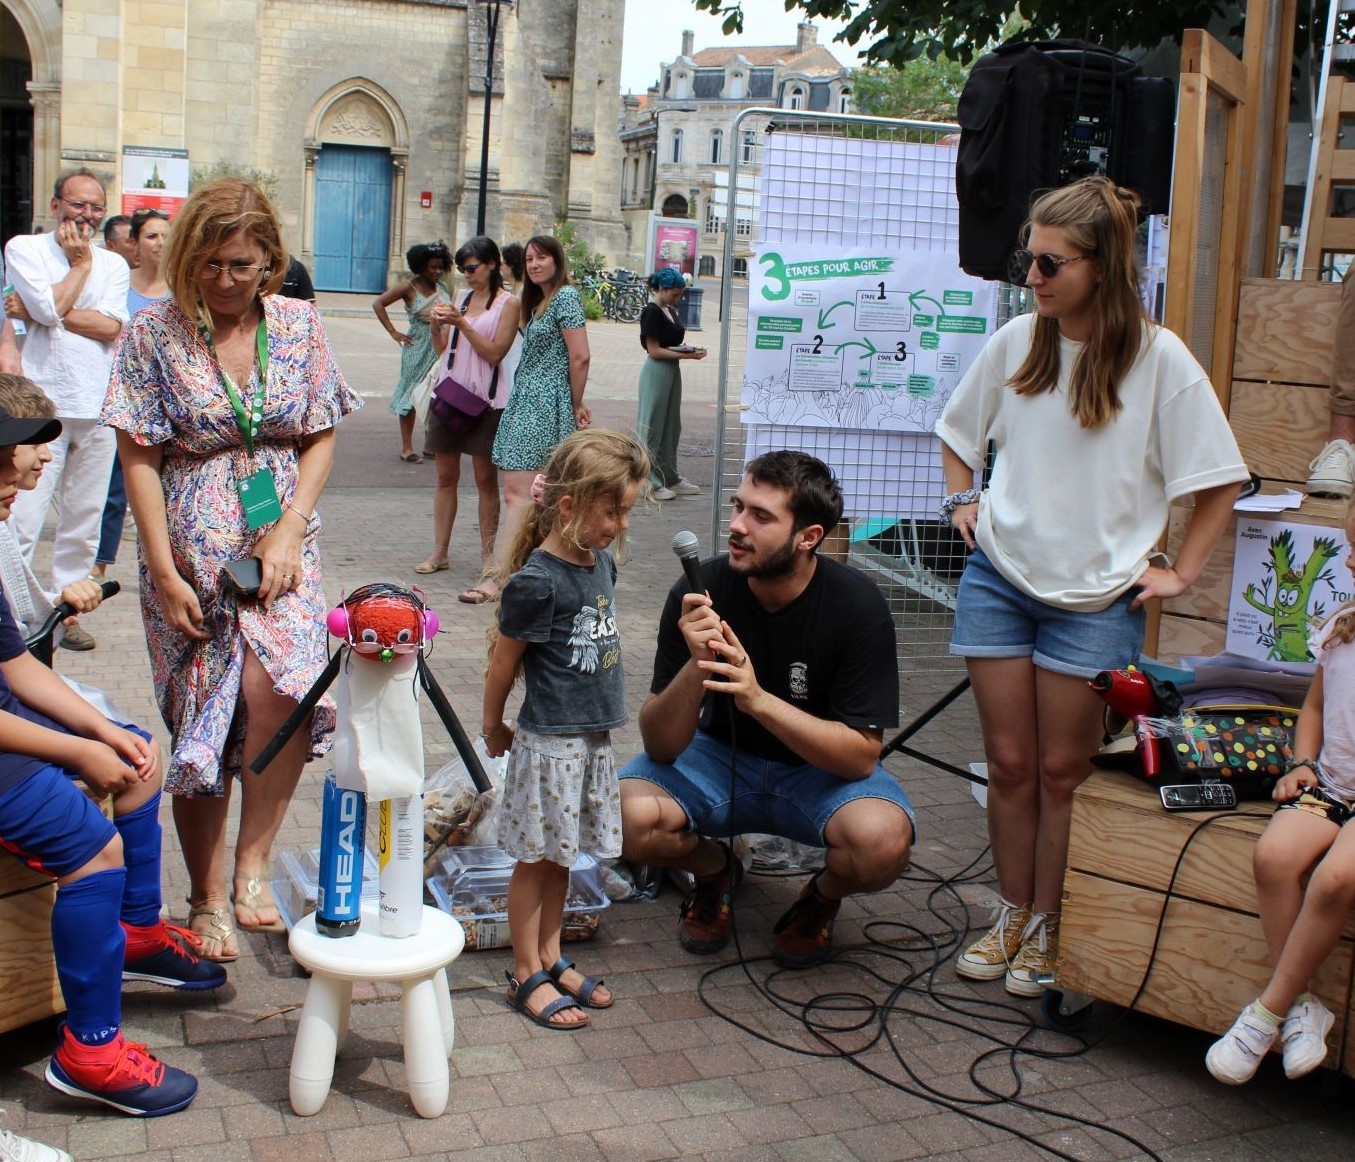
[949,548,1145,680]
[618,730,916,848]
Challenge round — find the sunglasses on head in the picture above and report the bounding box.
[457,262,481,275]
[1009,249,1088,284]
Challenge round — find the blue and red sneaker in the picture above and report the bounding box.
[122,920,228,991]
[45,1026,198,1117]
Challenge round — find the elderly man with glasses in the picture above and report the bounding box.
[2,168,129,651]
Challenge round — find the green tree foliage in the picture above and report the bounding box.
[553,221,607,319]
[851,58,971,123]
[692,0,1232,63]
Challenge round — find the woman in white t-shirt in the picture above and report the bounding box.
[935,177,1249,996]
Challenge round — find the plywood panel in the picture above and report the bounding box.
[0,856,51,898]
[1058,870,1349,1073]
[0,884,63,1035]
[1233,278,1341,385]
[1230,379,1332,483]
[1157,614,1226,662]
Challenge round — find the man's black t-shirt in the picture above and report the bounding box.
[649,555,899,766]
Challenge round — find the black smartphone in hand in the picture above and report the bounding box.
[221,557,262,598]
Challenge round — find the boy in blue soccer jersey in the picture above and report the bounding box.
[0,384,223,1118]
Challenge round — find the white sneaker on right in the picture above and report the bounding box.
[1306,439,1355,498]
[1281,996,1334,1079]
[652,486,677,501]
[1206,1003,1279,1085]
[671,480,701,496]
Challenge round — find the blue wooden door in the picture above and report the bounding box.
[313,145,392,292]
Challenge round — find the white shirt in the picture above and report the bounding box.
[3,231,129,418]
[1312,616,1355,799]
[936,313,1249,611]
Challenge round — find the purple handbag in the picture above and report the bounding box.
[429,294,499,433]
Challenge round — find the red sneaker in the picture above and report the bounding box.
[678,842,739,954]
[45,1026,198,1117]
[122,920,228,991]
[772,873,840,968]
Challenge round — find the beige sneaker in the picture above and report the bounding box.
[956,899,1032,980]
[1005,913,1059,997]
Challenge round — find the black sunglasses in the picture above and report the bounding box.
[457,263,481,275]
[1009,249,1088,285]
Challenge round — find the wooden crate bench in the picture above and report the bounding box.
[1057,771,1355,1079]
[0,788,111,1035]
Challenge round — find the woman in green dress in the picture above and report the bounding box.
[373,241,452,463]
[482,234,591,601]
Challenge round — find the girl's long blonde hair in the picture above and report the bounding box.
[1009,176,1148,428]
[485,428,650,678]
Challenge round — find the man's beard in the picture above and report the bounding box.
[729,530,798,580]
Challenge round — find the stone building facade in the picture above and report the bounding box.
[1,0,626,291]
[617,22,852,279]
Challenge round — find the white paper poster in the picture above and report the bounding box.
[743,245,997,433]
[1226,518,1353,665]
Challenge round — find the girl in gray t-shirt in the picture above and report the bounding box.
[481,429,649,1031]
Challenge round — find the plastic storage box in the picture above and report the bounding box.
[425,845,609,950]
[272,845,380,931]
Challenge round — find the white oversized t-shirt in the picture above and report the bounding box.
[1311,615,1355,799]
[935,313,1248,611]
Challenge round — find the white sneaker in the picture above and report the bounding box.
[1005,912,1058,997]
[0,1120,72,1162]
[1206,1003,1278,1084]
[671,480,701,496]
[956,899,1032,981]
[652,486,677,501]
[1306,439,1355,498]
[1281,996,1334,1079]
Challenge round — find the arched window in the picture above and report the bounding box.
[709,129,723,166]
[838,88,852,114]
[670,128,683,164]
[788,85,804,111]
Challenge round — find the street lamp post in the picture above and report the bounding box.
[475,0,512,236]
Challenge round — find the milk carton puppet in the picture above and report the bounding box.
[250,583,490,938]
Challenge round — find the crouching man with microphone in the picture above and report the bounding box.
[619,451,915,966]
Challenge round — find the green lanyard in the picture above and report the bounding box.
[203,319,269,458]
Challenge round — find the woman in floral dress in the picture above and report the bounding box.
[103,180,361,960]
[373,241,452,463]
[484,234,591,599]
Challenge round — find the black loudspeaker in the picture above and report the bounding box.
[955,40,1176,281]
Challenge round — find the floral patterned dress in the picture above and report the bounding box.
[102,295,362,796]
[491,284,586,472]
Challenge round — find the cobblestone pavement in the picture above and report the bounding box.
[1,297,1352,1160]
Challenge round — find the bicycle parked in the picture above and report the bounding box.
[579,268,647,323]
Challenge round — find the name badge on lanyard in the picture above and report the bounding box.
[209,318,282,530]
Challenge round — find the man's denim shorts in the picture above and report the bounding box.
[949,548,1144,680]
[619,730,915,848]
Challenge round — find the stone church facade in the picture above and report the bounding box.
[1,0,626,290]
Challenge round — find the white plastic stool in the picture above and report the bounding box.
[287,903,465,1118]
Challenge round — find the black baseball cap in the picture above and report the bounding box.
[0,404,62,446]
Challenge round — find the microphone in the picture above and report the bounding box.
[671,530,705,594]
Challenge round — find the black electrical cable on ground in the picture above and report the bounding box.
[687,789,1278,1161]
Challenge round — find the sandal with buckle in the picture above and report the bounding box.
[232,876,286,933]
[546,957,613,1009]
[505,969,590,1030]
[185,900,239,963]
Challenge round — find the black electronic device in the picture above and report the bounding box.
[671,529,706,595]
[955,38,1175,281]
[1159,783,1238,812]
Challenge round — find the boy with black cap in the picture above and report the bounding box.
[0,384,224,1118]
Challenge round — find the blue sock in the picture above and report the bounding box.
[53,868,127,1043]
[114,791,162,927]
